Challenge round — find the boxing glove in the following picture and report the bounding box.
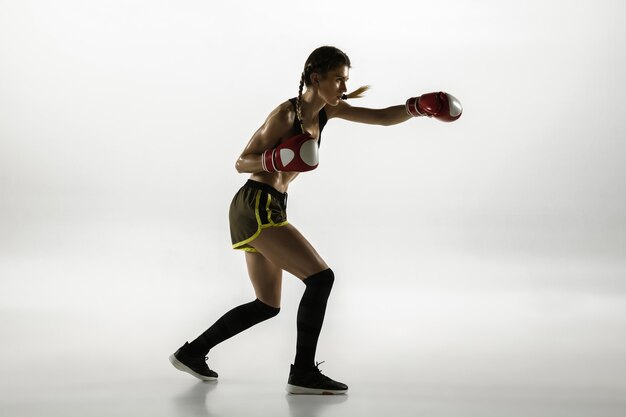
[405,92,463,122]
[262,133,319,172]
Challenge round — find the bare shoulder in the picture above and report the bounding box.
[323,99,383,125]
[239,100,295,156]
[265,99,296,129]
[324,99,350,120]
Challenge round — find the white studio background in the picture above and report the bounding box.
[1,0,625,413]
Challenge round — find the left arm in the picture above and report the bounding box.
[328,100,412,126]
[329,91,463,125]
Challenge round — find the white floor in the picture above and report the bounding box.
[1,367,625,417]
[2,228,625,417]
[1,301,625,417]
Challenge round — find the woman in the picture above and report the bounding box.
[169,45,462,395]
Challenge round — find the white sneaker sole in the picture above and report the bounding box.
[169,354,218,381]
[286,383,347,395]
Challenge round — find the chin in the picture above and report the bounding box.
[323,94,342,106]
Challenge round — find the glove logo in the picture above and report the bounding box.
[279,148,295,166]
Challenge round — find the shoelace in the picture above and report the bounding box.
[313,361,333,381]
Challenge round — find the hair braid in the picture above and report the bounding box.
[296,71,305,134]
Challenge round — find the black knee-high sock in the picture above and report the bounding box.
[187,298,280,355]
[294,268,335,369]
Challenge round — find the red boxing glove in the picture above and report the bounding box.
[406,92,463,122]
[262,133,319,173]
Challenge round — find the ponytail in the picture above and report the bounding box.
[341,85,371,100]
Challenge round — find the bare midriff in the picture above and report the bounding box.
[248,171,300,194]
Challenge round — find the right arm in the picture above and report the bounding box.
[235,106,292,173]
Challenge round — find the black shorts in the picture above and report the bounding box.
[229,179,289,252]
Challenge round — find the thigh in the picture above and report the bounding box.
[248,223,329,280]
[245,251,282,308]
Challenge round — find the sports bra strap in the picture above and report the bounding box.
[289,97,327,147]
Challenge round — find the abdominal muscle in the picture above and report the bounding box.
[248,170,299,194]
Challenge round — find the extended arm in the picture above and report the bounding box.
[331,91,462,125]
[327,101,412,126]
[330,101,410,125]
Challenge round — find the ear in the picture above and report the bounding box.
[310,72,320,86]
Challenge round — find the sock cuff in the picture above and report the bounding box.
[253,298,281,316]
[303,268,334,287]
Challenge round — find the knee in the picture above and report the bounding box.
[253,298,281,318]
[303,267,334,289]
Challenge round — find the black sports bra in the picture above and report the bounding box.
[288,97,328,148]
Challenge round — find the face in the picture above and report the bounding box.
[313,65,349,106]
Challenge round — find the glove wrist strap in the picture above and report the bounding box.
[405,97,424,117]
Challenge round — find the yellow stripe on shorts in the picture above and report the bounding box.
[232,189,289,252]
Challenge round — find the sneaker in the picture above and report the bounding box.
[286,361,348,395]
[169,342,218,381]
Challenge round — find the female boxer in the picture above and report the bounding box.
[169,45,462,395]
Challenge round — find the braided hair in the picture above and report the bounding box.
[296,46,370,133]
